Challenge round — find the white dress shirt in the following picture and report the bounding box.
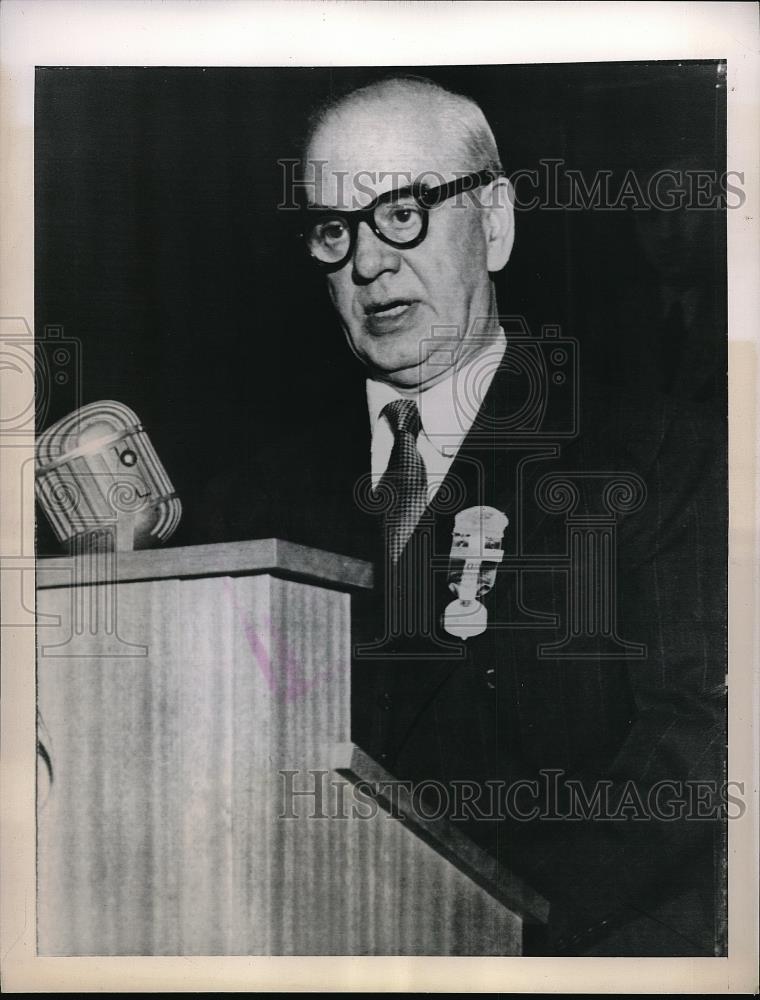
[367,329,507,498]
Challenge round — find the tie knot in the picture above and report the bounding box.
[381,399,422,439]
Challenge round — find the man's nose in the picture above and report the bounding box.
[352,221,400,283]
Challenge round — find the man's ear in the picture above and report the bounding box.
[481,176,515,273]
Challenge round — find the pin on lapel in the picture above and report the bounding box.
[443,506,508,639]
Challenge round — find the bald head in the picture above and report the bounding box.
[304,77,503,205]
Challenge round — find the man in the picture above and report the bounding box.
[200,76,726,956]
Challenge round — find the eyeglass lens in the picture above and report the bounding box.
[307,195,425,264]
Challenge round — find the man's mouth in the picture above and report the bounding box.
[363,298,420,336]
[365,299,414,318]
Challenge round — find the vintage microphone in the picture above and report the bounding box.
[443,506,509,639]
[36,400,182,552]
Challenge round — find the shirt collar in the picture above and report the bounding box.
[366,328,507,456]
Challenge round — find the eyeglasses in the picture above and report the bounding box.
[300,168,502,271]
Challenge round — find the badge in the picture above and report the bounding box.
[443,506,508,639]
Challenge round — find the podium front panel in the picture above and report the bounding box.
[37,548,532,955]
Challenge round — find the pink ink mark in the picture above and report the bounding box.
[223,579,328,703]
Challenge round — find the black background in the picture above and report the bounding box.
[35,62,726,551]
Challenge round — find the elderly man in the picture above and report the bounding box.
[301,78,513,394]
[201,76,726,956]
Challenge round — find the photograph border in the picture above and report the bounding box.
[1,1,757,992]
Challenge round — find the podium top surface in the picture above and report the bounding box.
[36,538,374,591]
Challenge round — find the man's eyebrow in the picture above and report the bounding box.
[378,183,417,200]
[302,202,352,214]
[304,184,420,213]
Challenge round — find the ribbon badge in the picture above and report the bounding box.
[443,506,509,639]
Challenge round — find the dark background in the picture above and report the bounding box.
[35,62,727,552]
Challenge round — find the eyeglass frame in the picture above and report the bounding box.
[298,168,504,272]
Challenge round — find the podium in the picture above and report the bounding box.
[36,539,548,955]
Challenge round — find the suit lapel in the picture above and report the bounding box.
[392,351,588,646]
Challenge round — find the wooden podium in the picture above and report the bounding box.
[36,539,547,955]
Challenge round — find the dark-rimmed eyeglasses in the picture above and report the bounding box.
[299,168,502,271]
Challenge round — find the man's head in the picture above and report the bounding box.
[302,77,514,390]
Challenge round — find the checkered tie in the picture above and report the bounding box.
[376,399,428,563]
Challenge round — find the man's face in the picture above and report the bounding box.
[306,97,502,390]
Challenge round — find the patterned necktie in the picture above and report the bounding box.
[375,399,428,563]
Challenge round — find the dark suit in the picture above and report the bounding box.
[196,347,727,956]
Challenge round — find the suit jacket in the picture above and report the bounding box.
[195,351,727,956]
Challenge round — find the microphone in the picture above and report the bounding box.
[36,400,182,552]
[443,506,508,639]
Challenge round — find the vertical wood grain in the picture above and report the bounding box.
[37,571,522,955]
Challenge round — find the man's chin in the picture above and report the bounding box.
[364,353,449,390]
[363,334,477,389]
[357,334,431,384]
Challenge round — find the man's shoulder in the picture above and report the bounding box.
[566,379,727,551]
[571,376,725,475]
[484,357,725,474]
